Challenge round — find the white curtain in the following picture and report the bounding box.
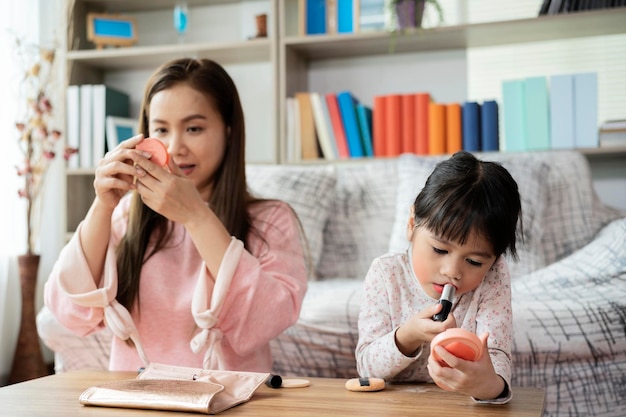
[0,0,65,386]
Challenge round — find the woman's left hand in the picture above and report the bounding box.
[130,152,208,224]
[427,332,505,400]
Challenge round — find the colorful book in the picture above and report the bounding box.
[574,72,599,149]
[549,74,575,149]
[325,93,351,159]
[326,0,338,34]
[415,93,430,155]
[401,94,416,154]
[428,102,446,155]
[337,90,364,157]
[372,95,387,157]
[502,80,527,151]
[481,100,499,152]
[65,85,80,169]
[310,92,338,159]
[445,103,462,154]
[356,104,374,157]
[524,77,550,150]
[462,101,481,152]
[295,92,321,160]
[385,94,402,157]
[337,0,355,33]
[79,84,94,168]
[306,0,327,34]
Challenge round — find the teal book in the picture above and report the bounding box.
[337,0,354,33]
[336,91,364,157]
[549,74,575,149]
[524,76,550,150]
[92,84,130,165]
[502,80,527,152]
[306,0,326,34]
[574,72,598,148]
[356,103,373,157]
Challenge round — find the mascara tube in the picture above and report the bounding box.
[432,284,455,322]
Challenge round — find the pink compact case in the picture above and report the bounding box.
[430,328,483,366]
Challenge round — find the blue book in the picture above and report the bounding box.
[356,104,374,157]
[337,0,354,33]
[336,91,364,157]
[462,101,481,152]
[549,74,575,149]
[481,100,499,152]
[306,0,326,35]
[502,80,527,151]
[574,72,599,149]
[524,76,550,150]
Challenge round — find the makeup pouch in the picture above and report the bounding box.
[79,362,269,414]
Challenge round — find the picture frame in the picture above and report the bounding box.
[87,13,138,49]
[106,116,137,152]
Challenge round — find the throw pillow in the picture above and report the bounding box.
[246,164,336,279]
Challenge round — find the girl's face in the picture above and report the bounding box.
[148,83,227,201]
[406,217,497,300]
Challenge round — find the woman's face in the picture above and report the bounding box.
[148,83,227,201]
[407,218,497,300]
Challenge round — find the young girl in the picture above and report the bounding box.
[44,58,308,372]
[356,151,522,403]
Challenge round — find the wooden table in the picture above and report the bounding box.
[0,371,545,416]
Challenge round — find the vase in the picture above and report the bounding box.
[8,254,48,384]
[395,0,426,30]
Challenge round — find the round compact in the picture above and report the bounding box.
[136,138,170,167]
[430,328,483,366]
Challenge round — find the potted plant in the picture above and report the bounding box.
[9,37,76,384]
[389,0,444,31]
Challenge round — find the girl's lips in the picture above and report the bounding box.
[433,283,456,294]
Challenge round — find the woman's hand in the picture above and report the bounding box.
[130,149,208,224]
[427,332,506,400]
[93,134,145,210]
[395,303,457,356]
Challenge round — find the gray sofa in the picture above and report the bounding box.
[37,150,626,417]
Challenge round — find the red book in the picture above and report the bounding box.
[385,94,402,157]
[415,93,430,155]
[373,95,387,157]
[401,94,416,154]
[428,102,446,155]
[325,93,350,159]
[445,103,462,154]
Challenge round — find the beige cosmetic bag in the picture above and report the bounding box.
[80,362,269,414]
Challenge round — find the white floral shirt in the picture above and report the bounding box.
[356,249,512,402]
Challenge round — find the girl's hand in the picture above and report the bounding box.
[395,303,457,356]
[131,150,207,224]
[93,134,145,210]
[427,332,506,400]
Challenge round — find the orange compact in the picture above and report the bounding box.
[136,138,169,167]
[430,328,483,366]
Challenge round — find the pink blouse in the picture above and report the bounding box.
[44,196,308,372]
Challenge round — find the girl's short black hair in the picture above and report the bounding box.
[413,151,523,259]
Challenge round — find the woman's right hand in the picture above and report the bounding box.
[93,134,145,209]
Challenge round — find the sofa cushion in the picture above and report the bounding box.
[387,152,551,278]
[317,159,398,280]
[246,164,336,279]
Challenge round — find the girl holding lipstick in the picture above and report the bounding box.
[355,151,522,404]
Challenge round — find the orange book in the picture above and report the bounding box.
[325,93,350,159]
[295,92,320,160]
[401,94,416,154]
[415,93,430,155]
[373,95,387,157]
[385,94,402,157]
[445,103,462,154]
[428,102,446,155]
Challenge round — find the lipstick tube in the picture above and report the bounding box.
[432,284,455,322]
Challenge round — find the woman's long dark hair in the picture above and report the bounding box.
[413,151,523,260]
[116,58,256,311]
